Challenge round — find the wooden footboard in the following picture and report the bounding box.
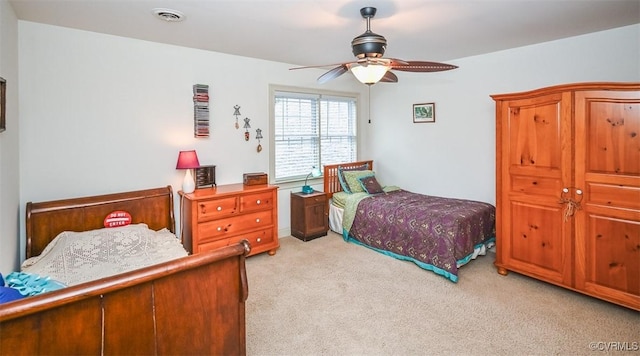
[323,160,373,200]
[0,241,250,355]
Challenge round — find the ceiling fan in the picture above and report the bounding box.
[290,6,458,85]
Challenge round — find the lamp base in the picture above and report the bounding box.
[301,185,314,194]
[182,169,196,194]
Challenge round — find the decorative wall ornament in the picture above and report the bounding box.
[243,117,251,141]
[233,105,241,129]
[255,128,263,152]
[193,84,210,137]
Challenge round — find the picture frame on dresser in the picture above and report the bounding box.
[413,102,435,123]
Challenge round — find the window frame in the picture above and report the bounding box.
[269,84,360,187]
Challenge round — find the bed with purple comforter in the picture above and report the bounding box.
[341,188,496,282]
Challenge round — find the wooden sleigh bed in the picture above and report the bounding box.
[324,160,496,282]
[0,186,249,355]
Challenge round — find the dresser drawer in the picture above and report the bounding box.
[240,191,274,212]
[196,228,274,254]
[236,228,274,251]
[197,210,273,242]
[197,196,238,221]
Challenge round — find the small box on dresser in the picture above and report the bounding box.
[180,183,279,256]
[290,191,329,241]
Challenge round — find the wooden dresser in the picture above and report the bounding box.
[180,183,279,256]
[492,82,639,311]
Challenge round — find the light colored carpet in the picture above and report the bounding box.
[245,232,639,355]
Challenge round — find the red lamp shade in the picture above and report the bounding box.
[176,150,200,169]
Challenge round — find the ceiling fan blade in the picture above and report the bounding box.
[317,65,348,84]
[380,71,398,83]
[387,58,409,66]
[289,62,349,70]
[390,61,458,72]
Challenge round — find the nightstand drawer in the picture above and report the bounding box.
[198,210,272,242]
[197,196,238,221]
[302,194,326,206]
[240,191,274,212]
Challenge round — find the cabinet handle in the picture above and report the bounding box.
[256,199,261,205]
[558,187,583,221]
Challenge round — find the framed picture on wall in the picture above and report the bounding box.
[0,77,5,133]
[413,102,435,123]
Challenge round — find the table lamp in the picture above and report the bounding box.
[176,150,200,193]
[302,166,322,194]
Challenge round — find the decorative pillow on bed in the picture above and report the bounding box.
[338,163,370,193]
[358,175,384,194]
[342,170,374,193]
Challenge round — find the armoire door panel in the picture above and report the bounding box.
[510,175,562,198]
[507,99,563,170]
[507,201,569,283]
[576,214,640,304]
[585,101,640,175]
[586,182,640,211]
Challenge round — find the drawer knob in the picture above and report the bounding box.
[256,218,260,223]
[217,206,222,211]
[257,237,261,242]
[217,227,222,231]
[256,199,261,205]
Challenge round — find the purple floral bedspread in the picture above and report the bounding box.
[346,190,496,282]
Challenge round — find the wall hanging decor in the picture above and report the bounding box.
[413,102,436,123]
[233,105,241,129]
[255,128,263,152]
[193,84,209,137]
[243,117,251,141]
[0,77,6,133]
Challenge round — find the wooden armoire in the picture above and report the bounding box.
[492,82,639,311]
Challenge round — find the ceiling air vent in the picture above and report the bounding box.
[152,8,185,22]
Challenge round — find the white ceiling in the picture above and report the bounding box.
[8,0,640,68]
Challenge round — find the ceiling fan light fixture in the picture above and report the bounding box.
[350,63,389,85]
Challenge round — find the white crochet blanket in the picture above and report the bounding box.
[22,224,188,286]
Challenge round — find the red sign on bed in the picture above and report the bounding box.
[103,211,132,228]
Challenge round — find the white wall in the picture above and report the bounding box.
[15,21,366,270]
[0,0,20,275]
[365,24,640,205]
[6,20,639,274]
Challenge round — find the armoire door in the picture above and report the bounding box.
[574,90,640,310]
[495,91,573,285]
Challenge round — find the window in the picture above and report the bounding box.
[270,86,358,182]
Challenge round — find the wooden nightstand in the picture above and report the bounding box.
[290,191,329,241]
